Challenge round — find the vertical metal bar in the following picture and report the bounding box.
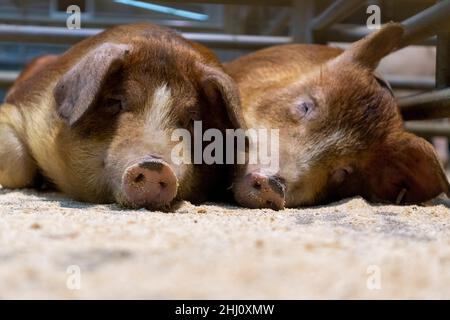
[264,8,290,35]
[223,5,241,34]
[311,0,367,31]
[291,0,314,43]
[312,0,367,44]
[433,3,450,155]
[400,0,450,48]
[436,32,450,88]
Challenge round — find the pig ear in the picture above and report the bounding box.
[335,22,404,70]
[54,43,130,126]
[197,63,247,129]
[366,132,450,204]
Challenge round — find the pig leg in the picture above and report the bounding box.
[0,114,37,188]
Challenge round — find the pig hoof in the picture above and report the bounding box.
[235,172,286,210]
[122,157,178,209]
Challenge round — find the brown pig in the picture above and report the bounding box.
[225,23,449,209]
[5,55,60,100]
[0,23,244,210]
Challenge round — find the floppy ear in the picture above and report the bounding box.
[366,132,450,204]
[334,22,404,70]
[197,63,246,130]
[54,43,130,126]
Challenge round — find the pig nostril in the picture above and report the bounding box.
[123,159,178,208]
[159,181,167,188]
[134,173,145,184]
[253,181,262,190]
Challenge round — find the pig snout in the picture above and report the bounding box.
[234,172,286,210]
[121,156,178,208]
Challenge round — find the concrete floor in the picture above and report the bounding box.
[0,188,449,299]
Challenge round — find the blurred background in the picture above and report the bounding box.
[0,0,449,163]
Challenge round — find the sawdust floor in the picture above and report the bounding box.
[1,187,449,299]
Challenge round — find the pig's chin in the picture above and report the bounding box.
[284,186,322,208]
[232,175,286,210]
[116,193,179,211]
[114,182,181,212]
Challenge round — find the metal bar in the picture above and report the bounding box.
[385,75,435,90]
[405,121,450,138]
[113,0,210,21]
[291,0,314,43]
[0,72,436,94]
[400,0,450,48]
[0,14,224,31]
[264,8,290,35]
[147,0,292,6]
[0,71,18,88]
[0,73,435,91]
[0,24,101,44]
[399,88,450,120]
[3,1,445,46]
[318,0,450,46]
[0,24,290,49]
[326,24,437,45]
[311,0,366,31]
[432,1,450,155]
[0,22,440,49]
[399,12,450,122]
[436,32,450,88]
[183,32,290,49]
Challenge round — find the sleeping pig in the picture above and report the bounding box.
[0,23,244,210]
[225,23,449,209]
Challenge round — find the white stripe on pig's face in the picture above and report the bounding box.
[139,83,196,183]
[145,83,173,132]
[140,83,177,162]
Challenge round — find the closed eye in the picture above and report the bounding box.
[292,99,316,120]
[298,102,311,115]
[105,97,123,116]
